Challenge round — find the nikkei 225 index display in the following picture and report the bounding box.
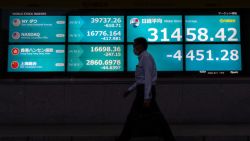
[127,14,241,74]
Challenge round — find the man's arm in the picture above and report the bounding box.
[128,82,137,92]
[123,82,137,98]
[143,56,153,101]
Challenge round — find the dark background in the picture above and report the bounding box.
[0,0,250,141]
[0,0,249,9]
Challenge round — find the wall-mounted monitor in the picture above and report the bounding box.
[127,16,182,43]
[185,44,241,72]
[9,16,66,43]
[68,44,124,72]
[68,16,124,43]
[8,45,65,72]
[127,44,183,71]
[185,15,240,42]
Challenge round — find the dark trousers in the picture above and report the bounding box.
[117,85,175,141]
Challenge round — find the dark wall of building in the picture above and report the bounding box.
[0,78,250,125]
[0,0,249,9]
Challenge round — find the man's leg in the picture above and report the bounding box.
[117,85,145,141]
[117,93,142,141]
[150,87,175,141]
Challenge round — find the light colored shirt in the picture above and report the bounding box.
[128,50,157,100]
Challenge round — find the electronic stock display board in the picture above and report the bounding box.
[68,16,124,72]
[8,11,66,72]
[127,16,183,71]
[185,15,241,73]
[127,14,241,74]
[5,10,244,76]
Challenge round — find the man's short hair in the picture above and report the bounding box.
[134,37,148,50]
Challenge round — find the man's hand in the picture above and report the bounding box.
[123,90,131,98]
[144,99,151,108]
